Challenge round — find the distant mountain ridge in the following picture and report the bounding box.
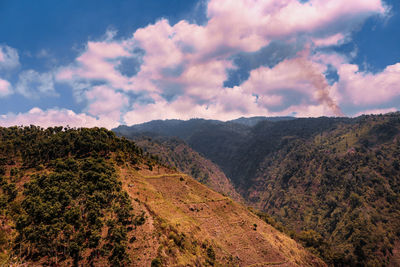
[114,116,294,137]
[114,116,352,189]
[115,118,247,140]
[228,116,295,126]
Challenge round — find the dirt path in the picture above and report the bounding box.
[119,167,160,267]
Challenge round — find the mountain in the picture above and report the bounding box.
[242,114,400,266]
[114,112,400,266]
[0,126,323,266]
[113,117,351,189]
[113,119,251,183]
[228,116,295,127]
[114,118,250,140]
[128,136,242,202]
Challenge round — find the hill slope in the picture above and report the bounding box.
[119,165,324,266]
[0,126,323,266]
[244,114,400,266]
[124,136,242,202]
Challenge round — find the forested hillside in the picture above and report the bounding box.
[115,113,400,266]
[0,126,145,266]
[0,126,322,266]
[131,136,242,201]
[228,116,295,126]
[245,114,400,266]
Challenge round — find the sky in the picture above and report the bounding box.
[0,0,399,128]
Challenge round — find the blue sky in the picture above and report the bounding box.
[0,0,399,128]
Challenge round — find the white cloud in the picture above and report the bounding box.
[206,0,387,49]
[56,38,134,91]
[312,33,347,47]
[36,0,392,127]
[122,0,386,123]
[239,51,343,116]
[0,108,108,128]
[15,70,56,98]
[0,45,20,70]
[85,85,129,128]
[337,62,400,106]
[0,79,12,97]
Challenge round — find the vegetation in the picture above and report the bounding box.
[0,124,324,266]
[135,137,212,183]
[126,136,242,201]
[0,126,143,266]
[116,112,400,266]
[248,114,400,266]
[2,112,399,266]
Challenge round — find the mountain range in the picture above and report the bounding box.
[114,113,400,266]
[0,113,398,266]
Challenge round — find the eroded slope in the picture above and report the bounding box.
[132,136,242,202]
[120,165,325,266]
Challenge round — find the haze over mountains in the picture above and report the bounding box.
[114,113,400,266]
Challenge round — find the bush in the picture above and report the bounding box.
[151,258,162,267]
[207,246,216,261]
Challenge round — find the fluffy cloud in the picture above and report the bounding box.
[15,70,56,98]
[237,49,343,115]
[0,79,12,97]
[206,0,386,49]
[57,40,133,89]
[0,108,106,128]
[0,45,19,70]
[337,62,400,106]
[85,85,129,128]
[122,0,387,124]
[0,45,18,98]
[312,33,347,47]
[38,0,393,127]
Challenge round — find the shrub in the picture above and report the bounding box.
[151,258,162,267]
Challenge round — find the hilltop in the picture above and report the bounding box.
[0,126,323,266]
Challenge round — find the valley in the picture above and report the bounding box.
[115,112,400,266]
